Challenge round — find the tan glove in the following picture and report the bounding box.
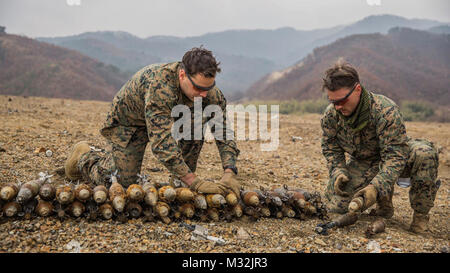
[216,171,241,197]
[190,177,227,195]
[334,173,350,197]
[352,184,377,211]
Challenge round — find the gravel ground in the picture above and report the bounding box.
[0,95,448,253]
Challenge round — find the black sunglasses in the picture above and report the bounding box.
[328,83,358,106]
[186,73,216,92]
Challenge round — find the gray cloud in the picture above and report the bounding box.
[0,0,449,38]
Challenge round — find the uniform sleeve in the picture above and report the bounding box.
[144,83,192,179]
[212,89,240,170]
[321,108,349,180]
[370,106,409,198]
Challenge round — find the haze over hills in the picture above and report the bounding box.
[0,31,129,101]
[37,14,447,96]
[246,27,450,106]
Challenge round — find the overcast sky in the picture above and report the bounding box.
[0,0,449,38]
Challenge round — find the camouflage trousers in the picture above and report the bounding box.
[77,127,204,187]
[325,138,440,215]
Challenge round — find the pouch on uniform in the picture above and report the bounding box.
[397,178,411,188]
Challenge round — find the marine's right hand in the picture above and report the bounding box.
[182,173,226,195]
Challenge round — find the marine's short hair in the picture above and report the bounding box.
[322,59,360,92]
[181,46,221,78]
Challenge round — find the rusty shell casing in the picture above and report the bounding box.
[193,194,207,210]
[69,201,85,218]
[274,209,283,219]
[266,191,283,207]
[175,187,194,203]
[158,186,176,203]
[304,202,317,215]
[243,206,260,219]
[179,203,195,218]
[93,185,108,204]
[1,182,19,201]
[56,185,75,205]
[365,219,386,238]
[156,201,170,217]
[287,191,306,208]
[142,183,158,206]
[126,184,145,202]
[225,192,238,206]
[206,194,226,208]
[281,205,296,218]
[348,196,364,212]
[231,203,243,218]
[3,201,21,217]
[260,205,271,217]
[109,182,126,213]
[99,203,114,220]
[17,180,41,203]
[126,202,143,219]
[207,207,220,222]
[74,184,92,202]
[35,200,54,217]
[39,183,56,201]
[160,216,172,224]
[241,191,259,207]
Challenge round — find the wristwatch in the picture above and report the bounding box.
[224,165,238,175]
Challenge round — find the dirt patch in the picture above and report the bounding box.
[0,95,448,253]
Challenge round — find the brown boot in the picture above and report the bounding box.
[65,141,91,180]
[369,193,394,219]
[409,212,429,233]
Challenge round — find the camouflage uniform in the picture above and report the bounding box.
[321,90,440,215]
[78,62,240,187]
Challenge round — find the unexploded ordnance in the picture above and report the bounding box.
[158,185,176,203]
[193,193,207,210]
[1,182,19,201]
[69,201,85,217]
[206,194,226,208]
[281,204,296,218]
[56,184,75,205]
[287,191,306,208]
[99,203,114,220]
[75,183,92,202]
[126,184,145,202]
[93,185,108,204]
[179,203,195,218]
[207,207,219,222]
[35,200,54,217]
[156,201,170,217]
[365,219,386,238]
[241,190,259,207]
[348,196,364,212]
[126,202,143,218]
[175,187,194,203]
[231,203,243,218]
[160,216,171,224]
[17,180,42,204]
[109,181,126,213]
[39,183,56,201]
[225,192,238,206]
[3,201,21,217]
[260,205,271,217]
[142,182,158,206]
